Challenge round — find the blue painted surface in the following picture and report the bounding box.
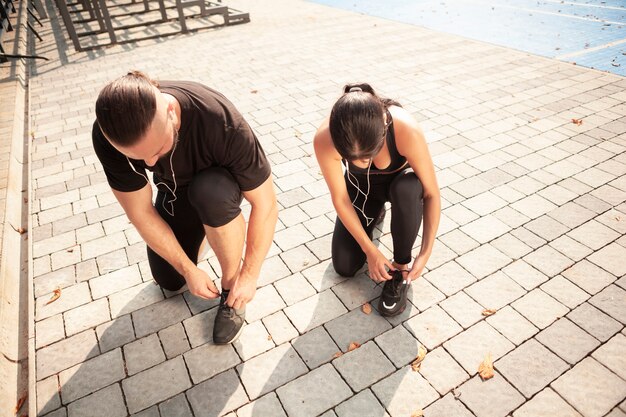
[308,0,626,76]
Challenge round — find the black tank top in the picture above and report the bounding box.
[345,112,407,175]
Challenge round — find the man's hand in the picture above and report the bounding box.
[185,266,220,300]
[226,273,257,310]
[366,247,395,283]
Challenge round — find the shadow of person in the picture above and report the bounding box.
[35,209,432,417]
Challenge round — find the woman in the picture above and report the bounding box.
[314,83,440,317]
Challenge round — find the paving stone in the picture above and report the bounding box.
[36,314,66,349]
[536,317,600,364]
[158,323,190,359]
[59,348,125,404]
[523,245,574,278]
[512,288,569,329]
[439,229,480,256]
[588,242,626,277]
[335,389,388,417]
[425,260,477,296]
[460,215,511,244]
[319,411,338,417]
[274,272,316,306]
[590,284,626,324]
[63,298,110,336]
[374,324,423,368]
[490,233,533,260]
[257,255,292,286]
[66,383,127,417]
[540,275,590,308]
[458,375,524,417]
[456,244,512,279]
[591,333,626,380]
[512,387,582,417]
[233,320,275,360]
[277,363,352,417]
[183,342,241,383]
[36,282,92,321]
[567,302,622,342]
[444,321,514,375]
[510,227,546,250]
[404,306,462,350]
[37,330,99,380]
[262,310,298,345]
[511,194,557,220]
[33,266,76,298]
[284,289,347,333]
[419,346,469,395]
[496,339,569,398]
[279,245,319,275]
[331,274,380,310]
[182,308,217,348]
[301,259,349,291]
[109,281,165,318]
[291,325,341,369]
[440,290,486,329]
[88,264,142,300]
[524,215,569,242]
[37,375,61,416]
[371,366,440,416]
[122,356,192,414]
[502,259,549,291]
[237,343,307,399]
[124,334,166,375]
[493,206,531,229]
[158,393,193,417]
[132,295,191,338]
[245,284,286,322]
[424,393,475,417]
[606,408,626,417]
[465,271,526,310]
[187,369,248,417]
[325,306,392,352]
[306,234,333,262]
[333,341,395,391]
[427,240,461,270]
[549,235,593,262]
[568,219,620,250]
[236,392,287,417]
[405,277,446,313]
[96,315,135,353]
[41,407,67,417]
[552,358,626,417]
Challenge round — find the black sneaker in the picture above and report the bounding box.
[213,290,245,345]
[378,270,410,317]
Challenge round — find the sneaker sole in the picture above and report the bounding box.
[213,322,246,345]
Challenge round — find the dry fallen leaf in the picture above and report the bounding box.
[411,410,424,417]
[250,89,258,94]
[267,334,272,341]
[411,345,428,372]
[332,351,343,359]
[482,308,497,317]
[572,118,583,126]
[348,342,361,352]
[14,393,27,414]
[45,288,62,306]
[302,259,310,266]
[478,352,495,380]
[361,303,372,315]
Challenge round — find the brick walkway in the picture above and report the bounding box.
[28,0,626,416]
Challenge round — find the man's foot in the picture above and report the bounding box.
[213,290,245,344]
[378,269,410,317]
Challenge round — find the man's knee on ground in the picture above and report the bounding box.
[188,167,243,227]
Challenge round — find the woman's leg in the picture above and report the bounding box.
[388,169,424,267]
[331,175,385,277]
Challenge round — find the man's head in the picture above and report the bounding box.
[96,71,179,166]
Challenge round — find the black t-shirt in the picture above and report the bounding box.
[92,81,271,193]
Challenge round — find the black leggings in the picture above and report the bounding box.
[148,167,243,291]
[332,168,424,277]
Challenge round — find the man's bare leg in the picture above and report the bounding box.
[203,212,246,291]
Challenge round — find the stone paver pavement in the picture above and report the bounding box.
[23,0,626,416]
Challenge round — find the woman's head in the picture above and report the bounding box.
[329,83,387,161]
[95,70,160,147]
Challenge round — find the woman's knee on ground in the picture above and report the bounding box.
[332,249,365,277]
[188,167,243,227]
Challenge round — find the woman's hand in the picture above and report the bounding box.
[366,247,395,282]
[407,254,427,282]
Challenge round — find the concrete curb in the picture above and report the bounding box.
[0,0,32,414]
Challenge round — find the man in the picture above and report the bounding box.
[92,71,278,344]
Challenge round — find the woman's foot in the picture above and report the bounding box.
[378,269,410,317]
